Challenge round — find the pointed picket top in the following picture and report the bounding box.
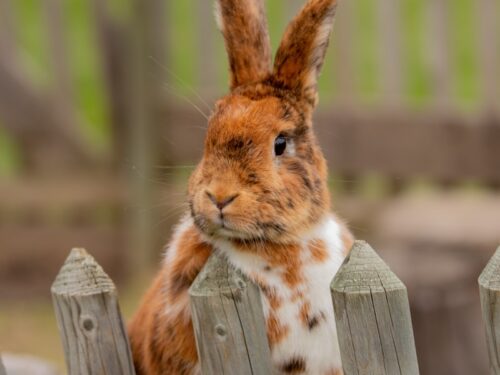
[189,253,248,297]
[189,253,272,374]
[479,246,500,290]
[331,241,419,375]
[51,248,115,296]
[331,240,404,293]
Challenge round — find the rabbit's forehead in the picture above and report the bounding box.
[207,95,294,143]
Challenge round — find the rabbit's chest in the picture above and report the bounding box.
[217,217,345,374]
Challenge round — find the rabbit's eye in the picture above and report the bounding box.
[274,135,287,156]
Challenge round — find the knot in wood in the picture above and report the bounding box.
[80,315,97,333]
[235,278,246,289]
[215,324,227,338]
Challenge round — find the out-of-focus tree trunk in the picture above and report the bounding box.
[125,0,168,273]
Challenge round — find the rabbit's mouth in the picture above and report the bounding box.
[209,219,255,240]
[195,213,266,241]
[215,227,251,240]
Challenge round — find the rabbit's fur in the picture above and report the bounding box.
[128,0,353,374]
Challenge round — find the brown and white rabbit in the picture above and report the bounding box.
[128,0,354,374]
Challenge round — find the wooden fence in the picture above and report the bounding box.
[16,241,492,374]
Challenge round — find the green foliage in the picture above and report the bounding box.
[0,126,20,177]
[449,0,479,107]
[401,0,432,104]
[64,0,110,146]
[355,0,379,103]
[2,0,492,172]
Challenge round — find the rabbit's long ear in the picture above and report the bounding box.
[272,0,337,104]
[215,0,272,90]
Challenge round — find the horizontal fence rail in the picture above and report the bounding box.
[163,104,500,185]
[331,241,420,375]
[188,253,273,375]
[51,248,135,375]
[478,246,500,374]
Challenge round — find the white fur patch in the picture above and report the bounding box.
[216,215,345,374]
[163,214,193,267]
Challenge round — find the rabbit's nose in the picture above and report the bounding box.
[205,191,239,210]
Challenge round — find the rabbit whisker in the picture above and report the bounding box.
[149,55,212,112]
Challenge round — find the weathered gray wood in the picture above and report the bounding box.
[51,248,135,375]
[189,253,272,375]
[0,354,6,375]
[331,241,419,375]
[478,246,500,374]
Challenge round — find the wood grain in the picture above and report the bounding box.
[51,248,135,375]
[331,240,419,375]
[478,246,500,374]
[189,253,272,375]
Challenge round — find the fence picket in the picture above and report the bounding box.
[331,241,419,375]
[377,0,403,103]
[197,0,217,95]
[41,0,80,129]
[0,0,16,58]
[478,246,500,373]
[189,253,272,375]
[476,0,499,113]
[426,0,452,108]
[333,0,355,104]
[51,248,135,375]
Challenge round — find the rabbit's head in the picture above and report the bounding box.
[188,0,337,243]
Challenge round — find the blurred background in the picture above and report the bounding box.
[0,0,499,373]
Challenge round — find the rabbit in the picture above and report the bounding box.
[128,0,354,374]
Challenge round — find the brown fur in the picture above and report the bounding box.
[128,228,212,375]
[129,0,351,374]
[216,0,271,89]
[273,0,338,104]
[309,239,329,262]
[267,310,290,347]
